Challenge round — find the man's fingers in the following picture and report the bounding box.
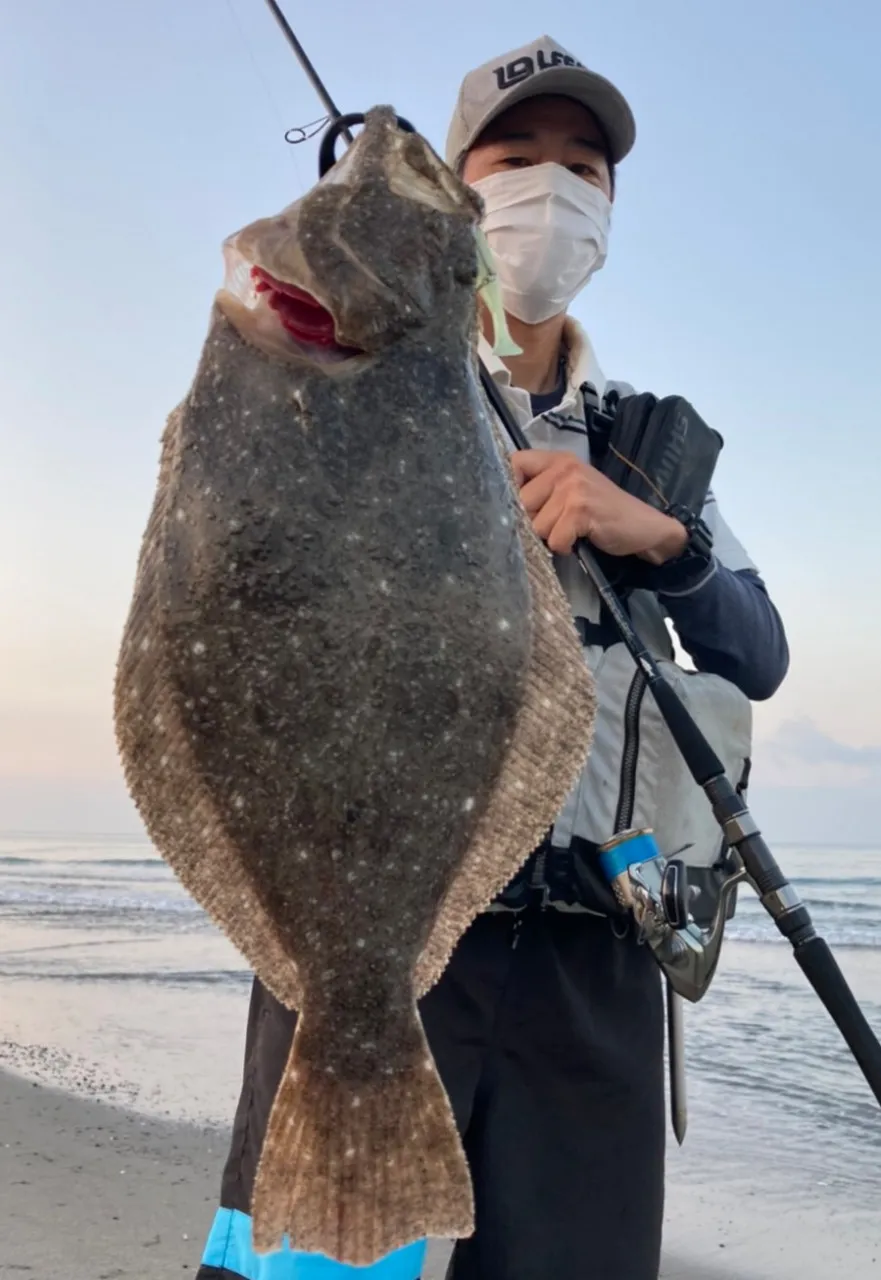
[511,449,567,486]
[517,470,559,516]
[530,490,566,542]
[546,514,581,556]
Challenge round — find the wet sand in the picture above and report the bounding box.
[2,1068,879,1279]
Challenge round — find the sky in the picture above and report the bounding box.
[1,0,880,842]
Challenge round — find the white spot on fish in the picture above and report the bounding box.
[192,642,206,656]
[233,795,245,811]
[500,515,511,527]
[298,849,309,861]
[139,635,151,652]
[345,1148,355,1160]
[175,508,185,522]
[355,938,366,948]
[152,713,163,729]
[379,580,391,595]
[462,796,475,812]
[498,618,511,632]
[352,1096,361,1109]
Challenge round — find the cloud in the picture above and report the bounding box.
[763,718,881,769]
[753,717,881,790]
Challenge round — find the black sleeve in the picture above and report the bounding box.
[646,555,790,701]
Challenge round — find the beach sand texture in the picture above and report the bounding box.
[2,1070,879,1279]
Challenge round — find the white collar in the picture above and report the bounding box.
[477,314,606,404]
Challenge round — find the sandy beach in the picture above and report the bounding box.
[2,1065,879,1279]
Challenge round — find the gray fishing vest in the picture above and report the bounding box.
[480,335,754,912]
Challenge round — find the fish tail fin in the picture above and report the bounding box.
[250,1001,474,1265]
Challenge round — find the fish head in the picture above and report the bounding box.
[218,106,485,363]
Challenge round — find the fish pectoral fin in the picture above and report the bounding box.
[250,1003,474,1264]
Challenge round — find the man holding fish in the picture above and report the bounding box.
[177,32,788,1280]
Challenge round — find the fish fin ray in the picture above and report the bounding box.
[113,402,303,1012]
[250,1009,473,1264]
[414,408,597,994]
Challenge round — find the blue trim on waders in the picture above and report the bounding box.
[201,1208,427,1279]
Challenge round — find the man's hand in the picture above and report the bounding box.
[511,449,688,563]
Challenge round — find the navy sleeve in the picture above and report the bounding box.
[646,555,789,701]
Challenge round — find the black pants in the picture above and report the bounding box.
[200,905,665,1280]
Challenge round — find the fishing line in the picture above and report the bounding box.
[222,0,308,190]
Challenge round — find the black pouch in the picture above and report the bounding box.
[586,392,723,590]
[594,392,724,517]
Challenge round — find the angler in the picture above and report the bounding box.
[195,32,790,1280]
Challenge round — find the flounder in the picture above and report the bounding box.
[114,107,596,1264]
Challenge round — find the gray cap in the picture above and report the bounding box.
[445,34,636,172]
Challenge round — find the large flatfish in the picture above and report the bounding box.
[114,107,596,1264]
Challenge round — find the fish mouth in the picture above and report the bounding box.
[249,267,364,359]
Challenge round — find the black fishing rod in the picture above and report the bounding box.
[258,1,881,1110]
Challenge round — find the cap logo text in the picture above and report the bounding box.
[493,50,585,91]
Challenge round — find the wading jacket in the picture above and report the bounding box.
[478,319,789,914]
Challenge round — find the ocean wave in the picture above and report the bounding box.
[794,875,881,888]
[726,923,880,949]
[0,966,249,986]
[0,887,199,914]
[0,856,163,868]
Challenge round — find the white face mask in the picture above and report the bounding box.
[471,163,612,325]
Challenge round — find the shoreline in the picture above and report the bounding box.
[2,1065,879,1279]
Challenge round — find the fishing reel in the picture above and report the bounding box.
[599,828,746,1003]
